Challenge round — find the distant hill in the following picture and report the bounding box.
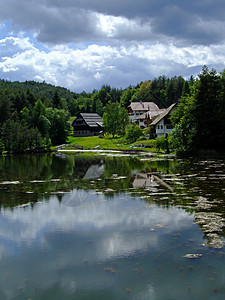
[0,79,77,100]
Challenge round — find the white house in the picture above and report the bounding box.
[136,109,166,128]
[127,101,160,124]
[150,103,176,137]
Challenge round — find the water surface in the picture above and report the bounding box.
[0,153,225,299]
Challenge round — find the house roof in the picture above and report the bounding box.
[72,113,103,128]
[128,102,159,112]
[136,108,166,120]
[150,103,176,126]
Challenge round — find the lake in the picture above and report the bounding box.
[0,152,225,300]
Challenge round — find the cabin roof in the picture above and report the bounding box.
[72,113,103,128]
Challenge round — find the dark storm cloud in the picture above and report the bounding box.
[150,2,225,45]
[0,0,225,45]
[44,0,224,20]
[0,1,101,44]
[1,0,225,92]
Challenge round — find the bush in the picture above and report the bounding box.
[125,125,143,144]
[155,134,170,153]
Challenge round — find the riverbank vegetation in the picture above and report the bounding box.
[170,66,225,156]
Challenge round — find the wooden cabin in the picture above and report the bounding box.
[72,113,103,137]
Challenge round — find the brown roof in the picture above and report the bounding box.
[128,102,159,112]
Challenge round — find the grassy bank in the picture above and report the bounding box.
[65,135,157,151]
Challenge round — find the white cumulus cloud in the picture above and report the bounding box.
[1,35,225,92]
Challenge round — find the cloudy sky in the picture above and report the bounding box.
[0,0,225,92]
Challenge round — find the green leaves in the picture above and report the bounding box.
[103,102,129,138]
[170,66,225,155]
[1,120,42,152]
[124,124,142,143]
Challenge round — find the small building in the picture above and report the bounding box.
[127,101,160,123]
[150,103,176,138]
[72,113,103,137]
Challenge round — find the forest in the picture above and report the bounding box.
[0,66,224,155]
[170,66,225,155]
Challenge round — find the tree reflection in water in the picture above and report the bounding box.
[0,153,225,248]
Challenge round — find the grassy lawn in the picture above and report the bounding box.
[65,135,157,151]
[67,135,129,150]
[67,116,157,151]
[65,117,158,151]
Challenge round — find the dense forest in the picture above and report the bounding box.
[0,75,189,153]
[0,67,224,155]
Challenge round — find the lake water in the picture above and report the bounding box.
[0,153,225,300]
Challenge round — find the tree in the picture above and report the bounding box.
[150,76,167,108]
[120,88,136,108]
[32,99,50,137]
[193,66,221,150]
[20,107,30,126]
[52,91,61,109]
[97,87,112,106]
[170,66,225,155]
[131,81,152,102]
[103,102,129,138]
[12,90,29,113]
[124,124,142,143]
[1,119,42,152]
[170,83,198,154]
[46,108,70,145]
[165,76,184,106]
[117,107,130,136]
[103,102,120,138]
[182,80,190,97]
[68,98,78,116]
[0,91,12,124]
[92,94,104,116]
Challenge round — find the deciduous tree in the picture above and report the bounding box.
[103,102,129,138]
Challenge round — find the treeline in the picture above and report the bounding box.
[0,82,72,152]
[0,75,193,153]
[170,66,225,155]
[69,75,192,116]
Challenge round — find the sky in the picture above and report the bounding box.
[0,0,225,92]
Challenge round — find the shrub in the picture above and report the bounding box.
[125,125,143,144]
[155,134,170,153]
